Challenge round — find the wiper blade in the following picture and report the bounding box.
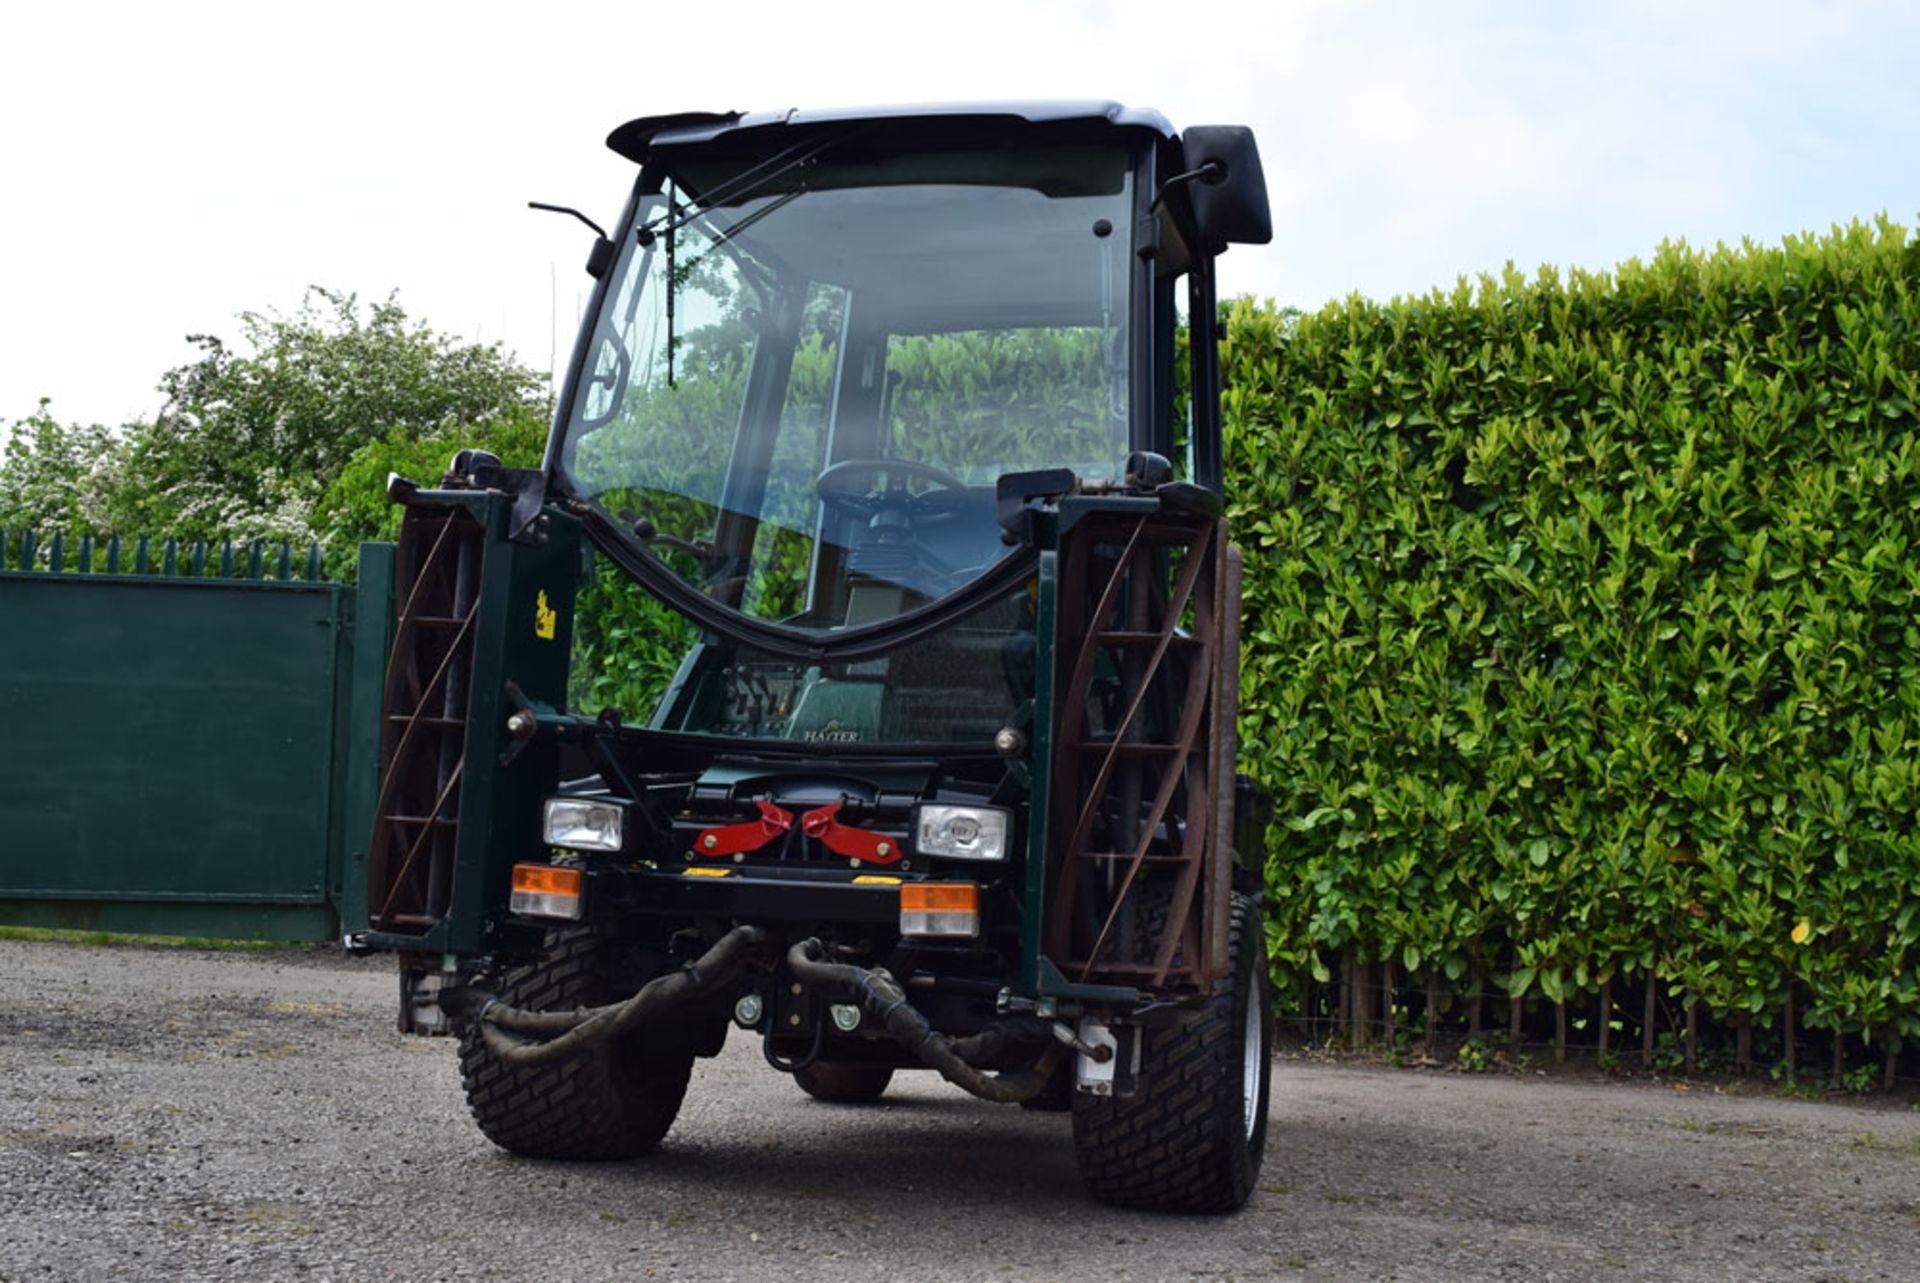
[636,132,844,247]
[704,186,807,251]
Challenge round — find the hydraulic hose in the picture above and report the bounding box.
[449,924,768,1068]
[785,939,1063,1104]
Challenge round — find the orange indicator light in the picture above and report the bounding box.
[512,864,582,896]
[900,883,979,913]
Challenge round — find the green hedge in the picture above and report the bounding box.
[1224,217,1920,1055]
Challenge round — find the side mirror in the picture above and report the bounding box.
[1180,126,1271,248]
[444,448,504,490]
[1124,451,1174,490]
[585,237,616,279]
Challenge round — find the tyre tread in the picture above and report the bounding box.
[457,930,691,1160]
[1072,892,1270,1213]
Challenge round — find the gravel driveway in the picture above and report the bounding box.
[1,939,1916,1282]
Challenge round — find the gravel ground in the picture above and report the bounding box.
[1,940,1917,1283]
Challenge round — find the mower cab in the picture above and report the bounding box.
[364,102,1275,1212]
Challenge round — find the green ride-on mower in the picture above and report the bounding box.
[361,102,1274,1213]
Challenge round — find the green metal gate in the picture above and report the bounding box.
[0,533,392,942]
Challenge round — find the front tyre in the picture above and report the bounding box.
[1071,891,1273,1212]
[457,930,694,1160]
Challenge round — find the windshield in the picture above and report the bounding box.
[558,141,1134,636]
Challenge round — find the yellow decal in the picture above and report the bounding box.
[852,875,903,886]
[683,866,732,878]
[534,590,557,640]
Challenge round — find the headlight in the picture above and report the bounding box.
[914,804,1010,862]
[542,797,625,853]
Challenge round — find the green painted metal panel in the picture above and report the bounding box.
[0,897,335,944]
[1020,546,1059,997]
[0,572,348,939]
[321,584,358,930]
[337,542,397,936]
[441,498,579,956]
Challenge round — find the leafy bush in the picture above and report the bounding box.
[570,570,698,720]
[1223,216,1920,1052]
[316,407,550,579]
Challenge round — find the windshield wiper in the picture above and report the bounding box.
[635,132,844,248]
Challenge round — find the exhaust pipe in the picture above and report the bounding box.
[785,939,1063,1104]
[445,924,769,1067]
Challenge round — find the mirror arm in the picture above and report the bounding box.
[1148,161,1224,215]
[528,201,609,239]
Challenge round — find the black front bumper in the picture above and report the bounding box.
[581,865,908,924]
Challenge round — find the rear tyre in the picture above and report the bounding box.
[457,929,693,1160]
[1071,890,1273,1213]
[793,1060,894,1103]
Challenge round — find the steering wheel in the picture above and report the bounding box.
[813,458,970,519]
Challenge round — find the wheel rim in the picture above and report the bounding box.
[1242,963,1263,1141]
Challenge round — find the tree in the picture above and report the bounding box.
[0,401,119,540]
[110,287,548,542]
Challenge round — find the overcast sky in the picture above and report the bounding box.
[4,0,1918,438]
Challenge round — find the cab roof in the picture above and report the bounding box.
[607,101,1177,164]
